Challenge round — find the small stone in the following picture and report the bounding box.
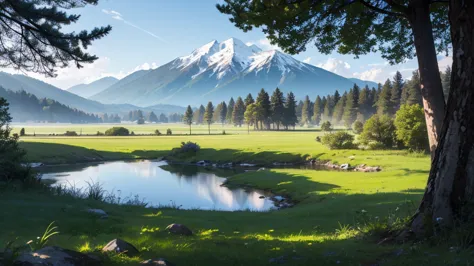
[166,223,193,236]
[102,238,139,257]
[140,258,176,266]
[259,196,265,199]
[86,208,108,218]
[14,246,101,266]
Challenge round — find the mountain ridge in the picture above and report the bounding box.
[67,77,119,98]
[92,38,379,106]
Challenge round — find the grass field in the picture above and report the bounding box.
[2,124,472,265]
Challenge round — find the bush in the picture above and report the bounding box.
[96,131,104,136]
[320,121,332,132]
[104,127,129,136]
[321,131,356,149]
[171,141,200,156]
[154,129,162,136]
[20,128,25,136]
[359,114,396,149]
[315,136,321,142]
[64,131,78,136]
[137,118,145,125]
[394,104,429,151]
[166,128,172,135]
[222,130,226,135]
[131,131,135,136]
[353,121,364,134]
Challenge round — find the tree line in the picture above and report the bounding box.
[182,68,453,133]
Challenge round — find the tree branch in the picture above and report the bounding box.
[359,0,406,17]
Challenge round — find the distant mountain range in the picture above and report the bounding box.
[90,38,379,106]
[0,72,185,115]
[67,77,118,98]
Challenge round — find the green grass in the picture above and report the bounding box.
[2,126,471,265]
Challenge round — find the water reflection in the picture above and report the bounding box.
[41,160,275,211]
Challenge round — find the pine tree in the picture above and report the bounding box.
[270,88,285,130]
[244,93,254,108]
[442,66,451,103]
[220,102,227,125]
[323,98,332,122]
[256,89,271,129]
[226,97,235,124]
[244,103,258,133]
[213,103,222,123]
[204,102,214,135]
[284,92,298,130]
[312,96,322,125]
[343,85,359,127]
[376,79,392,115]
[390,71,404,114]
[232,97,245,126]
[198,105,205,124]
[159,113,168,123]
[333,90,341,105]
[358,85,371,121]
[148,111,158,123]
[406,71,423,106]
[0,0,111,77]
[296,100,304,122]
[332,92,347,125]
[183,105,194,134]
[301,95,312,125]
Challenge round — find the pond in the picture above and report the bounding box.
[40,160,276,211]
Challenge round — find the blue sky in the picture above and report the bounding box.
[7,0,452,89]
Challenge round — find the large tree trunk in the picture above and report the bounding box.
[408,0,474,237]
[408,0,446,159]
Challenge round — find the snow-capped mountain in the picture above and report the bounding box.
[91,38,376,106]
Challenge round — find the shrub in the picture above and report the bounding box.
[353,121,364,134]
[171,141,201,156]
[96,131,104,136]
[131,131,135,136]
[104,127,129,136]
[359,114,396,149]
[19,128,25,136]
[222,130,226,135]
[321,131,355,149]
[64,131,78,136]
[166,128,172,135]
[154,129,162,136]
[320,121,332,132]
[315,136,321,142]
[137,118,145,125]
[394,104,429,151]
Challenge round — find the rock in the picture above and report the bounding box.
[354,165,381,172]
[240,163,256,167]
[102,238,139,257]
[140,258,176,266]
[340,163,350,170]
[166,224,193,236]
[221,162,233,168]
[14,246,101,266]
[257,167,266,171]
[259,195,265,199]
[196,160,211,166]
[86,209,108,218]
[21,162,44,168]
[273,196,285,202]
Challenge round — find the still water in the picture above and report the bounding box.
[40,160,275,211]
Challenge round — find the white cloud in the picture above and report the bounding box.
[102,9,167,43]
[316,58,352,77]
[353,68,383,81]
[438,55,452,70]
[246,38,281,51]
[303,57,312,64]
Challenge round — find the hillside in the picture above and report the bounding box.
[67,77,118,98]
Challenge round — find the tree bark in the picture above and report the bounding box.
[408,0,474,237]
[407,0,446,159]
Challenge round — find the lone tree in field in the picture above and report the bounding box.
[204,101,214,135]
[183,105,193,135]
[0,0,111,77]
[217,0,449,158]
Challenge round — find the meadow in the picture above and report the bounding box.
[2,123,472,265]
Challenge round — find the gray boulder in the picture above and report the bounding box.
[14,246,101,266]
[165,224,193,236]
[140,258,176,266]
[86,209,108,219]
[102,239,139,257]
